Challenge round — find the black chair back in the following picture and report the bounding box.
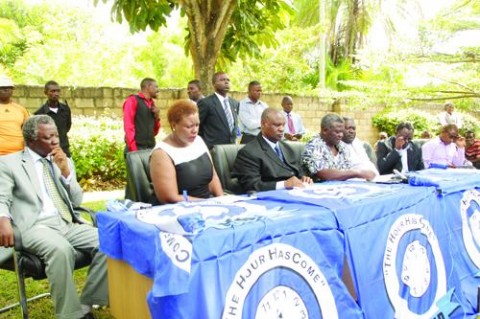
[211,144,245,195]
[125,149,155,203]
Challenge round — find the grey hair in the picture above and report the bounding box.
[321,113,343,130]
[23,115,56,143]
[444,102,454,110]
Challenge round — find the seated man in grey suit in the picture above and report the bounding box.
[233,108,312,193]
[0,115,107,319]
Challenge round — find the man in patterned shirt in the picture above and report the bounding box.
[465,130,480,169]
[302,113,377,181]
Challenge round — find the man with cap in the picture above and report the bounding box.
[0,75,29,155]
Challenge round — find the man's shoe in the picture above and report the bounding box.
[82,312,96,319]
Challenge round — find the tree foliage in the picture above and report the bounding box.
[99,0,294,91]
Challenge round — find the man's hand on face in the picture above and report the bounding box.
[395,136,407,151]
[50,147,70,177]
[455,136,466,148]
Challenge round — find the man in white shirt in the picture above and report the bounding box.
[438,102,462,129]
[281,96,305,141]
[238,81,268,144]
[342,117,379,176]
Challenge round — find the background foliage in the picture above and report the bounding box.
[70,115,126,191]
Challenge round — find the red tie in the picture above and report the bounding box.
[287,113,295,134]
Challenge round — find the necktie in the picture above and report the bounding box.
[287,113,295,134]
[223,99,234,132]
[41,158,72,223]
[274,145,284,162]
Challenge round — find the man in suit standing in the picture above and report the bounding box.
[197,72,239,149]
[376,122,424,174]
[34,80,72,157]
[233,108,312,193]
[0,115,107,319]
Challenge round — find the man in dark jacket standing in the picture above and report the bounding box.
[197,72,239,149]
[34,80,72,157]
[122,77,161,153]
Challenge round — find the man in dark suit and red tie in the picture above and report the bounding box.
[197,72,239,149]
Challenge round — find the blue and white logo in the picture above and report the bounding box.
[383,213,458,318]
[460,189,480,268]
[222,243,338,319]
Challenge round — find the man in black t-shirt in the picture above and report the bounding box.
[34,80,72,157]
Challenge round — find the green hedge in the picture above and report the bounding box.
[69,116,126,190]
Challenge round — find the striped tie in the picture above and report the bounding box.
[223,99,234,132]
[41,158,72,223]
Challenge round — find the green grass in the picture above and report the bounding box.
[0,200,114,319]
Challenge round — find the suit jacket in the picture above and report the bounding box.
[232,134,306,192]
[376,136,424,174]
[198,94,239,149]
[0,150,83,238]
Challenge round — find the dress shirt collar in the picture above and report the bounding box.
[214,92,228,103]
[262,135,279,152]
[26,147,47,163]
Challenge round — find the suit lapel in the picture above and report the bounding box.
[279,143,300,174]
[21,151,43,202]
[213,95,231,132]
[258,137,287,168]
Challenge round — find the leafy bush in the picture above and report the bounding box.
[373,108,441,137]
[70,115,126,191]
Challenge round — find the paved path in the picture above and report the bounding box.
[83,189,124,203]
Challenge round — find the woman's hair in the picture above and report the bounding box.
[167,99,198,129]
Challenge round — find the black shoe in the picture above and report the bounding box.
[82,312,96,319]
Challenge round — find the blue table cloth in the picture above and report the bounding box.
[98,198,362,319]
[257,180,480,318]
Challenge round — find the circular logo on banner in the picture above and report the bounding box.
[255,285,308,319]
[222,243,338,319]
[460,189,480,268]
[288,183,387,200]
[383,213,446,318]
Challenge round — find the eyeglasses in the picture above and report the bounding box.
[448,133,458,139]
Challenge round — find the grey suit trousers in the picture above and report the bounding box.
[21,216,108,319]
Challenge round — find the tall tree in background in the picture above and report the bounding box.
[296,0,373,66]
[99,0,293,91]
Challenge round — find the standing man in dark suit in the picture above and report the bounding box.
[376,122,424,175]
[197,72,239,149]
[34,80,72,157]
[233,108,312,193]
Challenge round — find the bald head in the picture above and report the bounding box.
[261,108,285,143]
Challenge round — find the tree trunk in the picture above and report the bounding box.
[183,0,237,94]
